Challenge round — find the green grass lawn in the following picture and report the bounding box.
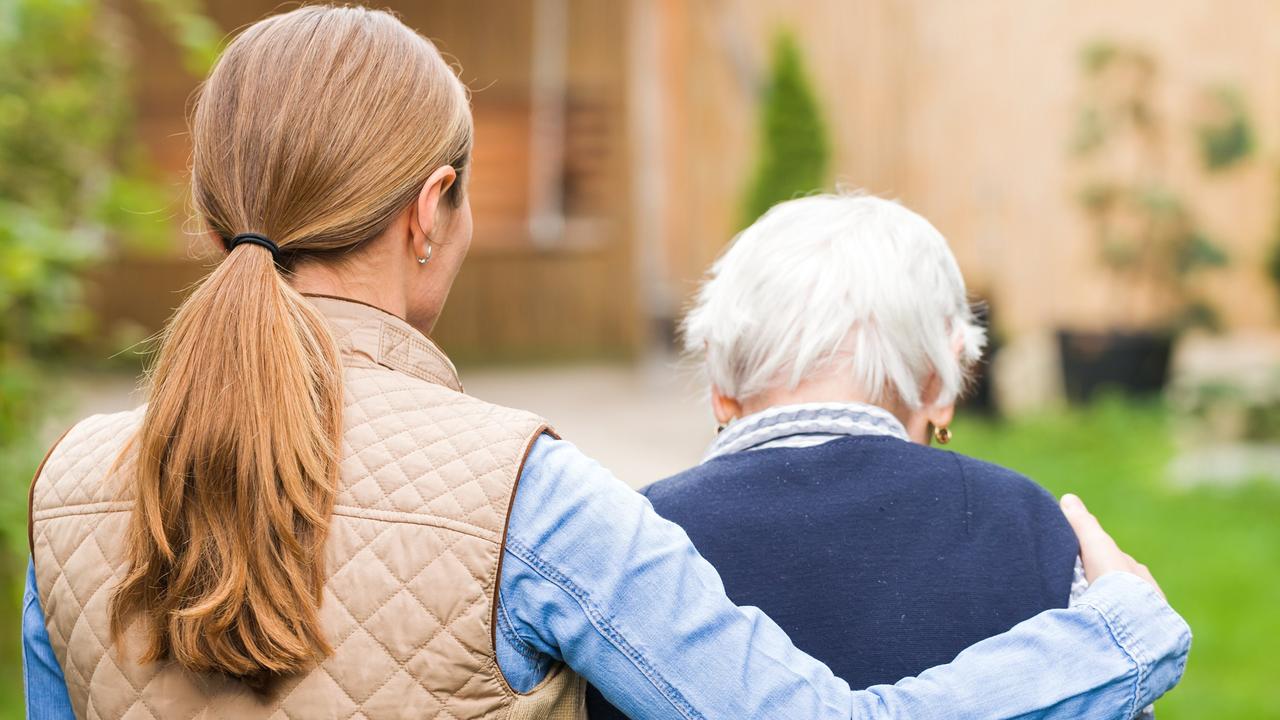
[1,398,1274,717]
[953,398,1280,719]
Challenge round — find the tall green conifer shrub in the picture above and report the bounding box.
[741,32,831,228]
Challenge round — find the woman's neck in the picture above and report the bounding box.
[289,257,408,320]
[741,376,924,443]
[741,379,906,421]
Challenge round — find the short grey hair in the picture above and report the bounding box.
[683,193,986,409]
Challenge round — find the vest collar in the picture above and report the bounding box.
[303,294,463,392]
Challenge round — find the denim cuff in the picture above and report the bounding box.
[1075,572,1192,712]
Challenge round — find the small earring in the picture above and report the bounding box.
[933,426,952,445]
[418,242,433,265]
[716,415,738,434]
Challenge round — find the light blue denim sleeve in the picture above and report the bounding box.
[23,558,75,719]
[496,435,1192,719]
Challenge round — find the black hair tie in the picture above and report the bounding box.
[228,233,281,263]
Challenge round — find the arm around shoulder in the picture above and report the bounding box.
[503,436,1191,719]
[853,572,1188,718]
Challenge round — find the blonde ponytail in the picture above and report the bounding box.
[112,241,342,679]
[109,5,473,684]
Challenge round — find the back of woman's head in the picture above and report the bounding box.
[683,193,985,410]
[110,5,473,684]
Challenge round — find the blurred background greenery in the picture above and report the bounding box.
[954,401,1280,719]
[0,0,217,710]
[2,0,1278,717]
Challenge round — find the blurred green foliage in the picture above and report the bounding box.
[137,0,223,75]
[1172,370,1280,443]
[1269,237,1280,308]
[1071,41,1237,334]
[1270,169,1280,309]
[1195,86,1254,172]
[0,0,219,368]
[741,31,830,228]
[0,0,218,710]
[954,399,1280,719]
[0,0,124,364]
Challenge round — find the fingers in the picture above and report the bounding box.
[1061,493,1120,582]
[1060,493,1165,599]
[1129,556,1164,600]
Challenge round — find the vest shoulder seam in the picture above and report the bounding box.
[31,501,131,522]
[36,502,515,545]
[331,505,501,543]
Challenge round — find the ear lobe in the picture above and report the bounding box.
[929,401,956,430]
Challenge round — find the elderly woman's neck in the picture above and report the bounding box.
[740,378,909,421]
[736,383,929,443]
[733,374,948,446]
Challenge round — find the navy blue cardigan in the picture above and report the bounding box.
[586,435,1078,718]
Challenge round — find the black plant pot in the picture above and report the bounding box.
[1057,329,1174,404]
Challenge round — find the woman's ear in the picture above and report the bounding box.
[409,165,458,260]
[927,401,956,432]
[711,387,743,427]
[916,370,955,441]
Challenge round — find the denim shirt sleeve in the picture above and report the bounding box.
[23,558,75,719]
[497,435,1192,719]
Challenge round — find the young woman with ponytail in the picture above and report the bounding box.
[23,6,1188,719]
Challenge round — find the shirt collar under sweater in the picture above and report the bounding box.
[703,401,910,462]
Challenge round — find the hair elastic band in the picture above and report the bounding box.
[228,233,281,263]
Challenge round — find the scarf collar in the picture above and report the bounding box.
[704,401,909,462]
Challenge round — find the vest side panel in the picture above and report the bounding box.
[31,409,144,718]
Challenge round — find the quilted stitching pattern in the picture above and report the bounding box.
[31,299,584,719]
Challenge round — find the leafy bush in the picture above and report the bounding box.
[1070,41,1236,334]
[0,0,219,410]
[0,0,219,348]
[0,0,126,369]
[1269,181,1280,309]
[1269,238,1280,309]
[0,1,218,712]
[1195,86,1254,171]
[741,31,830,228]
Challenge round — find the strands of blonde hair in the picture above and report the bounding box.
[109,5,473,685]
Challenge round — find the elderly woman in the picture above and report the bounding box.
[589,193,1094,717]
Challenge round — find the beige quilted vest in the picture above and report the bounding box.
[29,295,586,719]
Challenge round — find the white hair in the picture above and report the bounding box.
[683,193,986,409]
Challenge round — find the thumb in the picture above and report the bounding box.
[1061,493,1120,583]
[1061,494,1165,598]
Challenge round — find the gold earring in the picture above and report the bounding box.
[933,426,952,445]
